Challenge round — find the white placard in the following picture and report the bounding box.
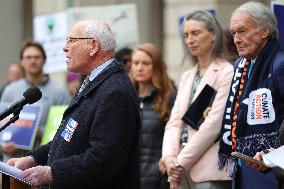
[67,3,139,49]
[33,12,68,73]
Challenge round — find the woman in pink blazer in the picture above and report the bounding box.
[162,10,234,189]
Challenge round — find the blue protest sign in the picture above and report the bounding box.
[0,105,41,150]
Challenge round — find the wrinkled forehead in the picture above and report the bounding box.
[69,21,111,37]
[184,19,207,31]
[69,22,87,37]
[230,12,256,29]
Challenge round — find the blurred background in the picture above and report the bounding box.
[0,0,283,86]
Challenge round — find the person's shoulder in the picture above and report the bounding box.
[2,79,26,92]
[47,79,67,90]
[212,58,234,78]
[1,79,27,102]
[274,50,284,67]
[45,79,70,97]
[181,65,197,78]
[216,58,234,69]
[271,50,284,75]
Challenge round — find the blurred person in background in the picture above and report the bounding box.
[0,63,24,98]
[0,41,70,162]
[0,63,24,163]
[130,43,176,189]
[223,28,239,63]
[66,72,82,97]
[218,2,284,189]
[162,10,233,189]
[115,47,132,73]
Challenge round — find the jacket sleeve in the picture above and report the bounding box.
[28,143,51,166]
[49,88,139,188]
[279,120,284,146]
[177,65,233,170]
[273,52,284,99]
[162,71,191,158]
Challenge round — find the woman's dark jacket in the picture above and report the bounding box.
[139,88,176,189]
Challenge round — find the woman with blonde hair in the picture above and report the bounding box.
[130,43,177,189]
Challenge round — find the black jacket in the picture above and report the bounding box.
[29,61,141,189]
[139,88,176,189]
[279,120,284,189]
[280,120,284,146]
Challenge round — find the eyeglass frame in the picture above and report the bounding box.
[22,55,43,60]
[66,37,94,44]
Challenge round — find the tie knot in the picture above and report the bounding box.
[78,76,90,93]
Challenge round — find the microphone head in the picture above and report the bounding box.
[23,86,42,104]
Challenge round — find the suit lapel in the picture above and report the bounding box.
[192,60,220,102]
[181,66,198,112]
[64,61,123,115]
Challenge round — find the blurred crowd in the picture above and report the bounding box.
[0,1,284,189]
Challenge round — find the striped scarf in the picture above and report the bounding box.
[231,59,251,151]
[218,38,282,177]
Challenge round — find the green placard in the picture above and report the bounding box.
[41,105,68,145]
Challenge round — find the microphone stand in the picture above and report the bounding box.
[0,115,20,133]
[0,107,22,189]
[0,107,21,132]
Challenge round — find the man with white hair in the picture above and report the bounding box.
[218,2,284,189]
[6,20,141,189]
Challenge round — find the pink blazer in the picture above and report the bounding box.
[162,59,233,182]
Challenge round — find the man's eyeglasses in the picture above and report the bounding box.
[66,37,94,44]
[22,55,43,60]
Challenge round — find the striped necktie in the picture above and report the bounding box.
[78,76,90,94]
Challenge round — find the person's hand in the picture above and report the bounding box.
[253,148,274,161]
[21,166,53,186]
[170,180,179,189]
[7,156,37,171]
[247,148,274,171]
[2,142,18,154]
[158,158,167,174]
[164,156,184,183]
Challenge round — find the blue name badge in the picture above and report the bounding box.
[61,118,78,142]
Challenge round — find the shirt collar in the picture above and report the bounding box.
[88,58,114,81]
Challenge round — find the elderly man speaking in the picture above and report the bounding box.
[218,2,284,189]
[6,20,141,189]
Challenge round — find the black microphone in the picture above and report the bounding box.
[0,86,42,121]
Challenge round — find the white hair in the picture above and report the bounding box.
[80,20,116,51]
[233,2,278,39]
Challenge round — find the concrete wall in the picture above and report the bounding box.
[163,0,284,84]
[33,0,164,49]
[0,0,32,86]
[32,0,164,84]
[0,0,283,87]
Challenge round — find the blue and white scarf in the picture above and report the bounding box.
[218,38,282,177]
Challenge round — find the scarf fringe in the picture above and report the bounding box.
[218,153,237,178]
[218,131,280,178]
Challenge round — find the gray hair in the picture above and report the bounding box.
[185,10,224,59]
[233,2,278,39]
[81,20,116,51]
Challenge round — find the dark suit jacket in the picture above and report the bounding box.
[280,120,284,146]
[29,60,141,189]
